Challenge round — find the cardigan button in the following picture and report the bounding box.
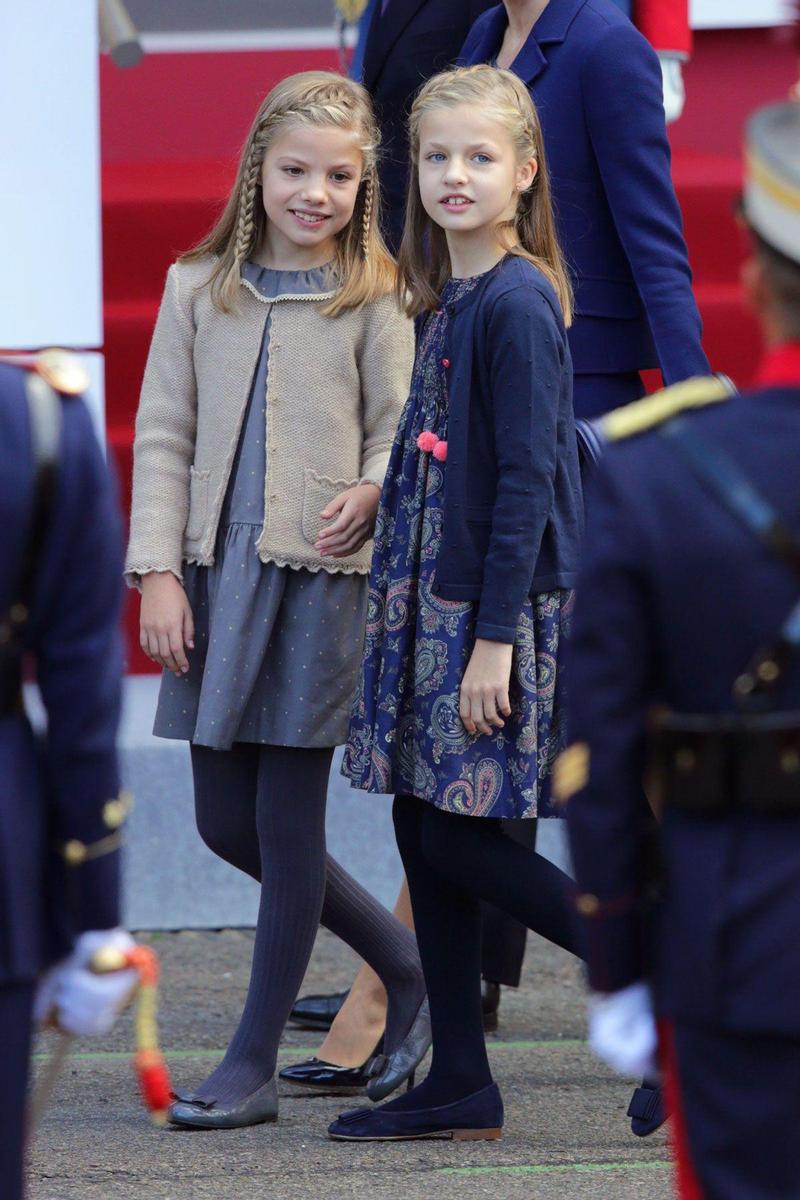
[441,358,450,368]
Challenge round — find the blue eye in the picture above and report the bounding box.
[426,152,446,163]
[473,154,491,164]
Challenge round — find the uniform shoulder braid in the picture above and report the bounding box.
[598,374,736,444]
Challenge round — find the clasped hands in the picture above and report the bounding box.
[140,483,382,676]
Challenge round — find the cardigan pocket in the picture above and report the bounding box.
[185,465,210,541]
[301,468,360,546]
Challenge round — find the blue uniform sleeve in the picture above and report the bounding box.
[33,397,125,934]
[580,22,710,384]
[475,285,563,643]
[564,453,656,992]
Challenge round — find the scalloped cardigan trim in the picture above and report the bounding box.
[125,257,414,587]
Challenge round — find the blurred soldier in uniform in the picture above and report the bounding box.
[560,101,800,1199]
[0,354,136,1200]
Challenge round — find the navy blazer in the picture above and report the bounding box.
[460,0,710,393]
[565,385,800,1036]
[363,0,495,253]
[0,363,123,982]
[431,256,583,642]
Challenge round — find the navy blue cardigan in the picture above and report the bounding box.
[431,257,583,643]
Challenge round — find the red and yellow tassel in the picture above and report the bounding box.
[91,942,173,1125]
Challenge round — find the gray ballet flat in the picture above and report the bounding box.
[366,997,432,1102]
[167,1076,278,1129]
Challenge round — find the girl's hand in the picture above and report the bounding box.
[140,571,195,676]
[459,638,513,736]
[315,483,381,558]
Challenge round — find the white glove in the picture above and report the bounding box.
[34,929,139,1037]
[658,53,686,125]
[588,981,659,1079]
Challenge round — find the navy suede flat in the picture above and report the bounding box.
[628,1083,667,1137]
[328,1082,503,1142]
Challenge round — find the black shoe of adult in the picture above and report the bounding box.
[168,1077,278,1130]
[288,989,349,1031]
[482,981,501,1032]
[366,998,432,1101]
[628,1082,667,1137]
[328,1082,504,1142]
[279,1054,377,1095]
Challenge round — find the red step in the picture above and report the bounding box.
[104,299,159,427]
[103,160,234,304]
[673,149,745,285]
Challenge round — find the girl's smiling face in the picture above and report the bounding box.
[417,104,536,238]
[259,123,364,262]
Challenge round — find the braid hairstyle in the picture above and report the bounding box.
[231,145,264,285]
[181,71,396,314]
[361,172,375,260]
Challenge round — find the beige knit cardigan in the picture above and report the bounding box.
[125,257,414,586]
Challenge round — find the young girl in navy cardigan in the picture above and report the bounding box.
[334,65,584,1142]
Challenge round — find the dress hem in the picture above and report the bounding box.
[340,763,545,821]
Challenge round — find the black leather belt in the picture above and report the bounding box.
[650,711,800,816]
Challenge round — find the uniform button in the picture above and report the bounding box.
[675,747,696,773]
[576,893,599,917]
[441,358,450,368]
[781,749,800,774]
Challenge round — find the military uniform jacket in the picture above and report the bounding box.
[565,368,800,1036]
[0,363,124,983]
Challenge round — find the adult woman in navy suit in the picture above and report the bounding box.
[460,0,709,418]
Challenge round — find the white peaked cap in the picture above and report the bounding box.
[744,102,800,266]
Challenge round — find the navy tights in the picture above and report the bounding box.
[383,793,579,1112]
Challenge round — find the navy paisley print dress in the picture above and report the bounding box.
[342,274,574,820]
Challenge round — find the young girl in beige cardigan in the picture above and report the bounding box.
[125,71,426,1129]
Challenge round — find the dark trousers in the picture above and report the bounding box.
[480,818,537,987]
[664,1019,800,1199]
[0,981,35,1200]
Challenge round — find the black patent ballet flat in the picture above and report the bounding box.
[279,1053,378,1094]
[288,989,349,1031]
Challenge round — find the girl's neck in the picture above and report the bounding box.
[497,0,550,67]
[446,228,508,280]
[251,226,338,273]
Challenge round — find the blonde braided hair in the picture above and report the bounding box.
[231,145,263,278]
[182,71,396,314]
[361,173,374,260]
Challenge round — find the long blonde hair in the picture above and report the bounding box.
[182,71,395,315]
[397,65,573,324]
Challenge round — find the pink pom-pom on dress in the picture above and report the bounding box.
[416,431,439,453]
[432,440,448,462]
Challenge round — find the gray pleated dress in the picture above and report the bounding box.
[153,262,368,751]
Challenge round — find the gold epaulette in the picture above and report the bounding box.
[59,790,134,866]
[0,348,89,396]
[599,375,733,444]
[552,742,590,806]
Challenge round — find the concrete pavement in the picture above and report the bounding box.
[29,930,673,1200]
